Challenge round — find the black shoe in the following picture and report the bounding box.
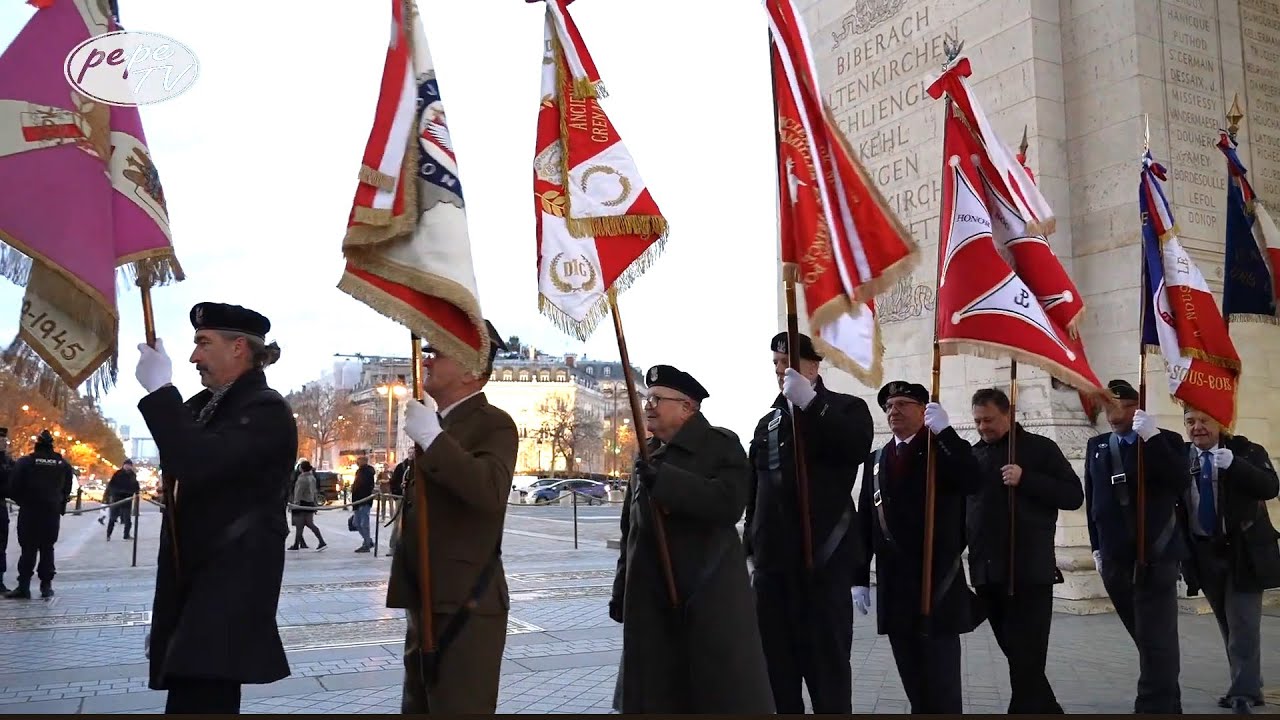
[39,584,53,600]
[288,544,300,551]
[97,516,104,525]
[1233,698,1253,714]
[1220,697,1265,710]
[0,580,8,593]
[316,542,327,552]
[354,545,370,553]
[123,533,131,540]
[106,533,112,541]
[4,586,30,600]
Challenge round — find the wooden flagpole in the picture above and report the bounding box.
[609,290,679,608]
[409,333,436,695]
[770,31,815,571]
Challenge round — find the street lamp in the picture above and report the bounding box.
[376,382,407,467]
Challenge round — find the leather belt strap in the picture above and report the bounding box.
[871,447,896,547]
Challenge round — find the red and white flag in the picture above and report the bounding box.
[766,0,917,385]
[931,67,1102,393]
[533,0,666,339]
[341,0,490,373]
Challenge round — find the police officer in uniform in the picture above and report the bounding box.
[134,302,297,713]
[611,365,773,713]
[853,381,983,714]
[1083,379,1188,714]
[968,387,1082,713]
[746,332,872,713]
[1178,405,1280,713]
[4,429,73,600]
[0,427,13,593]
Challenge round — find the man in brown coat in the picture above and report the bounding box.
[389,321,517,714]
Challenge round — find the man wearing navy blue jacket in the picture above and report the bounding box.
[1084,379,1190,714]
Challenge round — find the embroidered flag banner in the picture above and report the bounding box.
[766,0,917,385]
[931,83,1102,392]
[0,0,182,400]
[341,0,489,373]
[1140,151,1239,427]
[1217,130,1279,324]
[533,0,666,339]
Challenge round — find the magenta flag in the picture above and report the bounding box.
[0,0,182,399]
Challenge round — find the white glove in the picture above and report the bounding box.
[1131,409,1158,441]
[135,339,173,394]
[402,399,442,450]
[781,368,817,410]
[1212,447,1234,469]
[852,586,871,615]
[923,402,950,434]
[1092,550,1103,575]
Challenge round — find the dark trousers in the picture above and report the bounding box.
[165,677,242,714]
[107,497,132,536]
[15,510,59,584]
[753,571,853,713]
[1192,540,1264,702]
[292,519,323,547]
[977,583,1063,713]
[888,632,962,714]
[1100,557,1182,713]
[0,509,8,576]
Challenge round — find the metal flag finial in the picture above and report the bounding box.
[1143,113,1150,155]
[1018,125,1029,158]
[1227,93,1245,141]
[942,36,964,70]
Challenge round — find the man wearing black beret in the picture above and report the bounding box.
[134,302,297,713]
[1083,378,1190,713]
[610,365,773,713]
[853,380,983,713]
[745,332,873,713]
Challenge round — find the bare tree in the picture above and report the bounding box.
[536,396,603,475]
[286,383,364,465]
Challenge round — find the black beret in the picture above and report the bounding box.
[645,364,709,402]
[1107,379,1139,401]
[877,380,928,410]
[191,302,271,340]
[771,332,822,362]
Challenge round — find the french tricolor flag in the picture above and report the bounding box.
[1139,151,1240,427]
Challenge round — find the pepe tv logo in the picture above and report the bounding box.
[64,30,198,106]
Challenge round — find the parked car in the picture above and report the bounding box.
[517,477,561,502]
[529,479,608,505]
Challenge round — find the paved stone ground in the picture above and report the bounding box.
[0,499,1277,714]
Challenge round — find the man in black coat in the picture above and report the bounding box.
[134,302,297,714]
[0,427,12,593]
[746,332,872,713]
[350,457,376,552]
[968,387,1082,714]
[1178,405,1280,713]
[105,459,140,540]
[853,381,983,714]
[1084,379,1189,714]
[3,430,73,600]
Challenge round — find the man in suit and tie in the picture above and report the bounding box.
[1179,405,1280,714]
[1083,379,1190,714]
[391,320,518,714]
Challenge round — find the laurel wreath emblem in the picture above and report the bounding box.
[548,252,598,294]
[579,165,632,207]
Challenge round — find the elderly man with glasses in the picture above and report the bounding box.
[609,365,773,714]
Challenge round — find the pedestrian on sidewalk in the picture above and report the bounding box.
[0,427,12,593]
[4,429,73,600]
[105,459,140,541]
[351,457,375,552]
[289,461,325,551]
[135,302,296,714]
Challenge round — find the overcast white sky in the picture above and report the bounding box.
[0,0,787,444]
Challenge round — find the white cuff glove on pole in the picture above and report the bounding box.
[1131,409,1159,441]
[852,586,871,615]
[781,368,817,410]
[135,339,173,394]
[1212,447,1234,469]
[924,402,950,434]
[402,399,442,451]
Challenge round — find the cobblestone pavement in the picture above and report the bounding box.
[0,502,1277,713]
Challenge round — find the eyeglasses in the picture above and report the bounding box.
[884,399,922,411]
[643,395,685,409]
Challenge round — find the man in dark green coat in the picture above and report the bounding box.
[610,364,773,714]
